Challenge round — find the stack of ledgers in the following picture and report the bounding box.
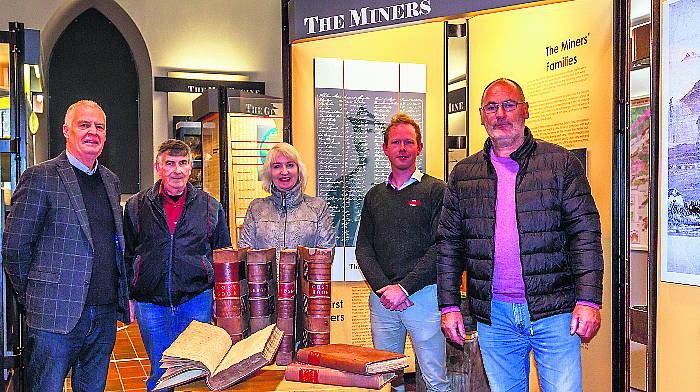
[284,343,409,390]
[212,246,334,358]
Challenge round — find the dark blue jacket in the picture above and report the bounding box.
[123,181,231,306]
[437,128,603,323]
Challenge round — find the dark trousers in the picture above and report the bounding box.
[25,303,117,392]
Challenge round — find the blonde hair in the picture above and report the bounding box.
[260,142,307,193]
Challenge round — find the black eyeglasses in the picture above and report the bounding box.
[480,100,526,114]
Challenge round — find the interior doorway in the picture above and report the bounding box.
[47,7,140,193]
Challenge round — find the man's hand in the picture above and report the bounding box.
[442,311,467,345]
[570,304,601,343]
[377,284,413,311]
[129,300,136,323]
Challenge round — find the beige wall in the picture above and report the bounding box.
[1,0,282,180]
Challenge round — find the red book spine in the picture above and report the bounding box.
[297,246,333,348]
[275,248,298,365]
[213,247,249,343]
[246,248,276,334]
[284,362,395,390]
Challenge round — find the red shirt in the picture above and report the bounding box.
[160,184,186,234]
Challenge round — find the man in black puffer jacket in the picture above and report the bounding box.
[437,78,603,392]
[123,139,231,391]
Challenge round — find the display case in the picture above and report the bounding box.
[193,88,283,247]
[175,121,203,189]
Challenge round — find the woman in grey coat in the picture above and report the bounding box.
[239,142,335,253]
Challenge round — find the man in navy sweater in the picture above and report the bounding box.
[356,113,451,392]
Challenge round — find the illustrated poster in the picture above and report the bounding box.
[661,0,700,285]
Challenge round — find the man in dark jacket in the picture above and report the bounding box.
[3,100,129,391]
[437,78,603,392]
[123,139,231,391]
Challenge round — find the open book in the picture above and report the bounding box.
[153,321,283,391]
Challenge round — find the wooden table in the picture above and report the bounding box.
[175,365,391,391]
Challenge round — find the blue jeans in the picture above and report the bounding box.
[135,289,213,391]
[369,284,451,392]
[25,303,117,392]
[477,300,582,392]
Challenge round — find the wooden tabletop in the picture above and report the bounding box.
[175,365,391,391]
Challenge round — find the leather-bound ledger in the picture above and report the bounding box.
[213,247,249,343]
[153,322,283,391]
[284,362,396,390]
[295,344,408,375]
[297,246,333,349]
[246,248,276,334]
[275,248,297,365]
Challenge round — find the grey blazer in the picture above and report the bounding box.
[2,151,130,333]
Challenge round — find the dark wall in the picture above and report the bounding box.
[48,8,139,193]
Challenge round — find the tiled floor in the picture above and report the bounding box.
[63,321,150,392]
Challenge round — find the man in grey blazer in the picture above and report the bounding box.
[2,100,129,391]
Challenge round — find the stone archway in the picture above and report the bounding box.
[41,0,153,189]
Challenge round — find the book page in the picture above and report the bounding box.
[162,321,232,373]
[213,324,277,376]
[153,368,207,391]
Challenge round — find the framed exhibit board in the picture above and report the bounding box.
[313,58,427,282]
[660,0,700,286]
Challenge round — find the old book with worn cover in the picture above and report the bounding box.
[284,362,396,389]
[153,322,283,391]
[275,248,297,365]
[297,246,333,348]
[247,248,276,334]
[213,247,249,343]
[295,344,408,375]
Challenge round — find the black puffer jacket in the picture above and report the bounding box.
[436,128,603,324]
[123,181,232,306]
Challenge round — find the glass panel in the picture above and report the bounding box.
[227,97,283,247]
[629,0,651,390]
[201,112,221,201]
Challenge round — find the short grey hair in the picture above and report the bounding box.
[481,78,526,104]
[155,139,192,164]
[260,142,307,193]
[64,100,106,125]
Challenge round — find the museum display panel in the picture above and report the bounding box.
[287,1,616,390]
